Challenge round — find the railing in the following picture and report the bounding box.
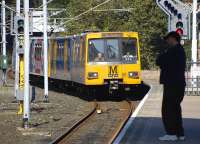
[185,61,200,96]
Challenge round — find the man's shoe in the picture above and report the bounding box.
[158,135,178,141]
[178,136,185,141]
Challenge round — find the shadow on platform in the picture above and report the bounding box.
[120,117,200,144]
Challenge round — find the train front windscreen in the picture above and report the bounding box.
[88,38,138,64]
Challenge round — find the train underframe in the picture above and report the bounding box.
[29,74,142,96]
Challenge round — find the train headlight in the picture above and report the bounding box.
[128,72,139,79]
[88,72,98,79]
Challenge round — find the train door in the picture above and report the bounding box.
[30,38,35,74]
[56,38,65,80]
[34,39,43,75]
[66,38,73,81]
[51,39,57,78]
[80,36,86,83]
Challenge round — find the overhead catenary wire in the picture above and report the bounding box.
[35,8,132,28]
[0,2,44,33]
[0,1,18,14]
[61,0,113,25]
[93,8,133,12]
[1,0,125,33]
[33,0,113,29]
[38,0,55,9]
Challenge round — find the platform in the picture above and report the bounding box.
[116,81,200,144]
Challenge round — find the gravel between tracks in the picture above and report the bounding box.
[0,86,92,144]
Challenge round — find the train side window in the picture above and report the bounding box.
[75,40,80,66]
[82,37,86,64]
[73,40,76,64]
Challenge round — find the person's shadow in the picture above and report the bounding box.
[119,117,200,144]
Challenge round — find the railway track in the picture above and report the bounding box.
[108,100,134,144]
[51,100,135,144]
[51,101,99,144]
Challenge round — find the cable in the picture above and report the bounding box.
[55,0,113,28]
[49,8,132,27]
[38,0,55,9]
[64,0,112,24]
[93,8,133,12]
[1,0,113,33]
[0,1,22,16]
[33,0,113,28]
[0,2,16,13]
[49,8,68,17]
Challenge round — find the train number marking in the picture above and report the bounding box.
[108,66,118,78]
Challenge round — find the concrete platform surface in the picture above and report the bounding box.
[119,83,200,144]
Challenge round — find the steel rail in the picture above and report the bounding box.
[51,100,135,144]
[108,100,134,144]
[51,101,99,144]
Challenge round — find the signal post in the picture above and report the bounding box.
[156,0,192,39]
[1,0,8,86]
[15,16,25,115]
[14,0,30,128]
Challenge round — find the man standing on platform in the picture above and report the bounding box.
[156,31,186,141]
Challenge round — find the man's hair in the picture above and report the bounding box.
[164,31,181,43]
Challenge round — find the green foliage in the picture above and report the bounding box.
[50,0,168,69]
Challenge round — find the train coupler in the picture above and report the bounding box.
[109,80,119,94]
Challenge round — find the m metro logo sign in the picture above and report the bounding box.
[108,66,118,78]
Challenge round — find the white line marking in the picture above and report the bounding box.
[113,85,152,144]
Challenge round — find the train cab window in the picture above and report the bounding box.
[106,39,120,61]
[88,38,138,63]
[122,38,138,64]
[88,40,105,62]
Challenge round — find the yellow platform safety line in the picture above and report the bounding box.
[17,55,24,115]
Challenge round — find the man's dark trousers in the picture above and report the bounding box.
[162,84,185,137]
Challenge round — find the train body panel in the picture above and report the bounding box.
[83,32,141,86]
[85,64,141,85]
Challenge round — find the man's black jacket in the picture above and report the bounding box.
[156,43,186,86]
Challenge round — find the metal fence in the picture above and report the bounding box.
[185,62,200,96]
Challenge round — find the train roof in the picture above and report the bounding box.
[30,32,139,40]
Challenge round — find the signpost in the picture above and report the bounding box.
[156,0,192,39]
[15,13,25,115]
[191,0,198,86]
[157,0,199,86]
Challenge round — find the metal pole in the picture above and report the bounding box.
[2,0,6,56]
[1,0,7,85]
[15,0,20,99]
[43,0,49,102]
[192,0,198,63]
[191,0,198,86]
[23,0,30,128]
